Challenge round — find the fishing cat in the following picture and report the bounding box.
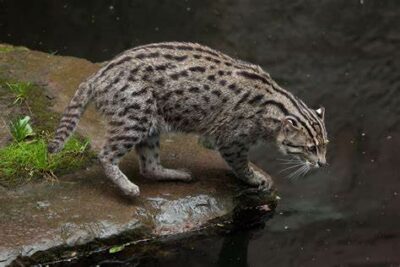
[48,42,328,197]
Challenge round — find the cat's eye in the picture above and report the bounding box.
[307,146,317,153]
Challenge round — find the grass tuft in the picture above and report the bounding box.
[0,136,94,187]
[0,79,95,188]
[6,82,31,104]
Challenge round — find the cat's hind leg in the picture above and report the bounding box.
[135,134,192,182]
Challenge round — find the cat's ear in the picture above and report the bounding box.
[316,106,325,120]
[281,117,300,135]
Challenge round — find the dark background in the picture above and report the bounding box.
[1,0,400,266]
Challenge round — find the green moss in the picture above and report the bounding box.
[0,79,95,188]
[0,136,94,187]
[26,83,62,134]
[0,44,29,53]
[0,79,59,134]
[0,46,14,53]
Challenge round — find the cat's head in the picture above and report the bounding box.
[276,107,328,169]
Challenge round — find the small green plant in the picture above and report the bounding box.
[78,139,90,153]
[9,116,34,142]
[0,79,94,188]
[6,82,31,104]
[0,136,93,187]
[109,244,126,254]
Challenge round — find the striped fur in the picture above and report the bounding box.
[48,82,93,153]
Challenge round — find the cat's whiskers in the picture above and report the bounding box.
[277,157,302,165]
[279,162,305,173]
[287,162,310,180]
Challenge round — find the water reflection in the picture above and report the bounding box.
[218,231,252,267]
[1,0,400,266]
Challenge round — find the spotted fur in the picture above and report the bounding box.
[48,42,328,197]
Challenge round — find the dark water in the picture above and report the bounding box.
[1,0,400,266]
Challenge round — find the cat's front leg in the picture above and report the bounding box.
[218,141,273,189]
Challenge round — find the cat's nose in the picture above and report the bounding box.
[317,160,328,167]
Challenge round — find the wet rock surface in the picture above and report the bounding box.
[0,46,275,266]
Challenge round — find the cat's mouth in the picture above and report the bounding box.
[305,160,319,168]
[290,155,319,169]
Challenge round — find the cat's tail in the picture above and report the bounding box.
[48,82,94,154]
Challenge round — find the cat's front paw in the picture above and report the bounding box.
[239,168,274,190]
[121,183,140,197]
[250,170,273,189]
[253,170,274,191]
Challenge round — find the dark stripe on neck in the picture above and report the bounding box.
[262,100,314,137]
[262,100,289,115]
[237,71,269,84]
[237,70,316,136]
[270,85,316,137]
[236,71,273,94]
[292,115,314,137]
[261,100,314,137]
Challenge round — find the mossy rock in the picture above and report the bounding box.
[0,80,95,188]
[0,44,29,53]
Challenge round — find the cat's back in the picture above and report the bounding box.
[88,42,277,132]
[91,42,265,86]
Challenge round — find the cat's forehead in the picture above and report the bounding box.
[305,125,328,146]
[314,138,329,146]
